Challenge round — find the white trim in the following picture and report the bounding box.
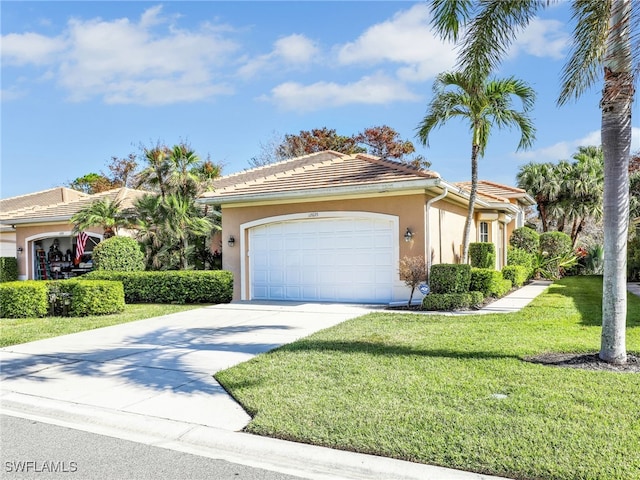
[240,211,400,302]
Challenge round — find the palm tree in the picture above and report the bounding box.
[429,0,636,364]
[417,71,536,264]
[516,161,562,232]
[136,145,171,199]
[70,198,128,238]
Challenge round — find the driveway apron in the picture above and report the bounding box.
[0,302,375,431]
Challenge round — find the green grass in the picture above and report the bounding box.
[0,304,204,347]
[216,276,640,480]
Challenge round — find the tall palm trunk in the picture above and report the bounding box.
[600,0,632,364]
[462,144,480,264]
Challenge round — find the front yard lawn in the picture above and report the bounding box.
[0,304,203,347]
[216,276,640,480]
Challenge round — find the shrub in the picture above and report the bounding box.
[0,281,48,318]
[537,232,576,279]
[470,268,513,298]
[501,265,528,288]
[422,291,485,311]
[54,280,125,316]
[84,270,233,304]
[398,256,427,306]
[510,226,540,254]
[92,236,145,272]
[539,231,572,258]
[469,243,496,269]
[429,264,471,294]
[507,247,535,279]
[0,257,18,282]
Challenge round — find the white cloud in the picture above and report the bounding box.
[0,87,27,102]
[515,128,640,162]
[237,33,319,79]
[3,5,239,105]
[509,18,569,60]
[336,3,456,82]
[1,32,66,66]
[266,73,420,112]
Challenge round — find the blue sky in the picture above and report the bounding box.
[2,1,639,199]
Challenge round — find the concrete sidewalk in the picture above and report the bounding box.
[0,294,548,480]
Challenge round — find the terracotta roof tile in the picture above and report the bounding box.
[455,180,529,203]
[201,151,439,200]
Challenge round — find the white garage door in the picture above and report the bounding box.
[249,216,395,303]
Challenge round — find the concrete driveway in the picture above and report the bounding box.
[1,302,375,432]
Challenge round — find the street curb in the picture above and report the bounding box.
[1,392,510,480]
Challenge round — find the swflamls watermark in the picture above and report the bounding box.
[4,461,78,473]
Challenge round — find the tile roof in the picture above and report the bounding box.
[455,180,533,204]
[0,187,88,214]
[200,151,440,201]
[0,187,150,224]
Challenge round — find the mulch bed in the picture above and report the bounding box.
[525,352,640,373]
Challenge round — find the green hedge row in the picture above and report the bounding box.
[0,280,124,318]
[422,291,484,311]
[501,265,529,288]
[430,264,471,294]
[84,270,233,304]
[0,257,18,283]
[470,268,513,298]
[469,243,496,269]
[0,281,48,318]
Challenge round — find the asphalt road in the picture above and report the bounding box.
[0,415,305,480]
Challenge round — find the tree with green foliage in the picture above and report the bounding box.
[417,70,536,264]
[429,0,636,363]
[70,198,128,239]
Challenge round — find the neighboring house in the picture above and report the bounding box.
[0,187,147,280]
[0,187,88,258]
[198,150,534,304]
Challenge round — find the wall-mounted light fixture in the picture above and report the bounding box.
[404,228,414,242]
[228,236,236,247]
[17,247,24,253]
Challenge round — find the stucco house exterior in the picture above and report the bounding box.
[198,150,534,304]
[0,187,146,280]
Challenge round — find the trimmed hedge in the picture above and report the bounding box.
[539,231,572,258]
[470,268,513,298]
[93,236,145,271]
[501,265,528,288]
[469,243,496,269]
[422,291,484,311]
[53,280,125,316]
[0,281,48,318]
[0,257,18,283]
[430,264,471,294]
[84,270,233,304]
[510,226,539,254]
[507,247,535,279]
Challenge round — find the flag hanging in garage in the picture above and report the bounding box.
[75,231,89,263]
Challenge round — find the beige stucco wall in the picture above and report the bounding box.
[221,193,430,301]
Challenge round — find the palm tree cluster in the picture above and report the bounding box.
[517,146,604,246]
[427,0,638,364]
[71,142,222,271]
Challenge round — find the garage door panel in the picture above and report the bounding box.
[250,216,395,303]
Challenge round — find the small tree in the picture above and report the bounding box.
[399,256,427,307]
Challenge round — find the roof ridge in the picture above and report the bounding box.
[0,186,88,203]
[219,151,344,181]
[477,179,527,193]
[355,153,439,179]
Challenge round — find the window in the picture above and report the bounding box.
[479,222,489,242]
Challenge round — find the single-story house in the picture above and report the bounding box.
[198,150,534,304]
[0,187,147,280]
